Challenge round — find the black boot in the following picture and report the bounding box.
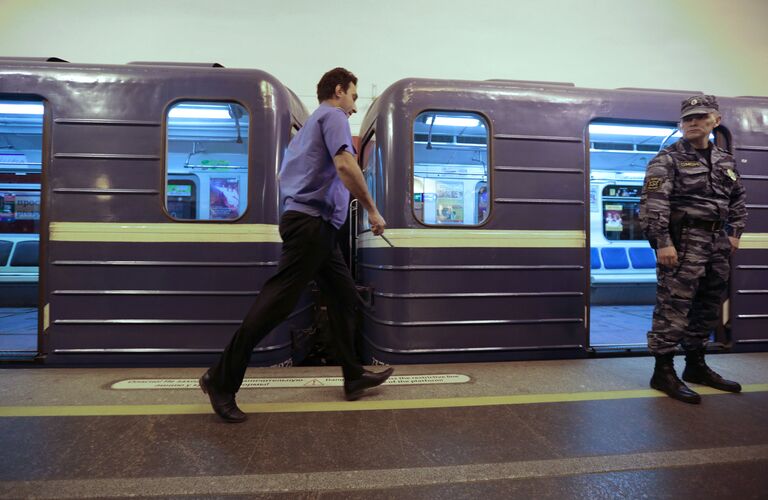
[199,371,247,423]
[650,353,701,404]
[682,349,742,393]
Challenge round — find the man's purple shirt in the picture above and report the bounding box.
[279,103,355,229]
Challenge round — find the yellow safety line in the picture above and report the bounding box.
[2,384,767,418]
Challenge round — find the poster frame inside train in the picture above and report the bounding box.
[354,77,768,364]
[0,57,310,364]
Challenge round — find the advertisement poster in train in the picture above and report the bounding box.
[604,204,623,233]
[436,181,464,223]
[477,184,489,223]
[13,194,39,220]
[0,192,15,221]
[209,177,241,219]
[414,192,424,221]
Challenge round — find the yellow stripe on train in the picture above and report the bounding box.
[49,222,282,243]
[358,229,586,248]
[46,223,768,249]
[740,233,768,249]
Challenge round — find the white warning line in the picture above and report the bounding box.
[110,374,471,390]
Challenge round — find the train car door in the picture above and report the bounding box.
[587,119,736,350]
[587,120,671,348]
[0,99,44,359]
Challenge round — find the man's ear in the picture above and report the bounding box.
[335,83,343,97]
[713,114,722,127]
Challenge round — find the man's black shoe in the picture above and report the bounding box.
[199,372,247,423]
[344,367,394,401]
[650,353,701,404]
[682,350,742,393]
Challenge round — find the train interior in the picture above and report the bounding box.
[412,111,490,226]
[0,100,42,356]
[588,120,689,347]
[0,100,252,358]
[165,102,250,221]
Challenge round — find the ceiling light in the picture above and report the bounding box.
[168,106,232,119]
[589,124,680,137]
[425,116,481,127]
[0,103,44,115]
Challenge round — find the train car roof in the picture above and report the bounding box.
[0,58,309,123]
[360,77,768,138]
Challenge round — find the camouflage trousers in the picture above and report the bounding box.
[647,227,732,355]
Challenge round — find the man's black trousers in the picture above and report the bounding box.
[209,211,365,393]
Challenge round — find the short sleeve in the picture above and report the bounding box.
[321,108,355,157]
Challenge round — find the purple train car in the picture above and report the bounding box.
[0,58,310,364]
[354,78,768,364]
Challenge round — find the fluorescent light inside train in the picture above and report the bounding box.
[425,116,481,127]
[590,124,682,137]
[168,106,231,119]
[0,103,44,115]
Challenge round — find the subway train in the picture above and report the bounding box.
[1,60,766,365]
[0,58,311,364]
[353,78,768,364]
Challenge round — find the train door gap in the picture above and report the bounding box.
[0,98,43,357]
[587,120,678,347]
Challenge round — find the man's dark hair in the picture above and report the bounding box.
[317,67,357,103]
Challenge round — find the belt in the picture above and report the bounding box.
[684,218,725,231]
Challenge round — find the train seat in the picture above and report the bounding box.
[10,240,39,267]
[0,241,12,266]
[628,247,656,269]
[600,247,629,269]
[590,247,601,269]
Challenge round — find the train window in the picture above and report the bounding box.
[413,111,489,226]
[165,102,250,221]
[589,121,684,242]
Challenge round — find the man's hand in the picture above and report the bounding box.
[657,245,678,268]
[729,236,740,253]
[369,210,386,236]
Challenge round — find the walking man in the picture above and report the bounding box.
[640,95,747,404]
[200,67,393,422]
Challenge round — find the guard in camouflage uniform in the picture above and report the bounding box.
[639,95,747,404]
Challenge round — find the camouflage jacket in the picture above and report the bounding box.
[639,138,747,249]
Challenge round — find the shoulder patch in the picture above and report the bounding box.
[679,161,700,168]
[645,177,663,191]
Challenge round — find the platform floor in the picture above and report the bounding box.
[0,308,36,352]
[1,353,767,498]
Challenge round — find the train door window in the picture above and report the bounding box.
[413,111,489,225]
[165,102,250,221]
[0,98,43,355]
